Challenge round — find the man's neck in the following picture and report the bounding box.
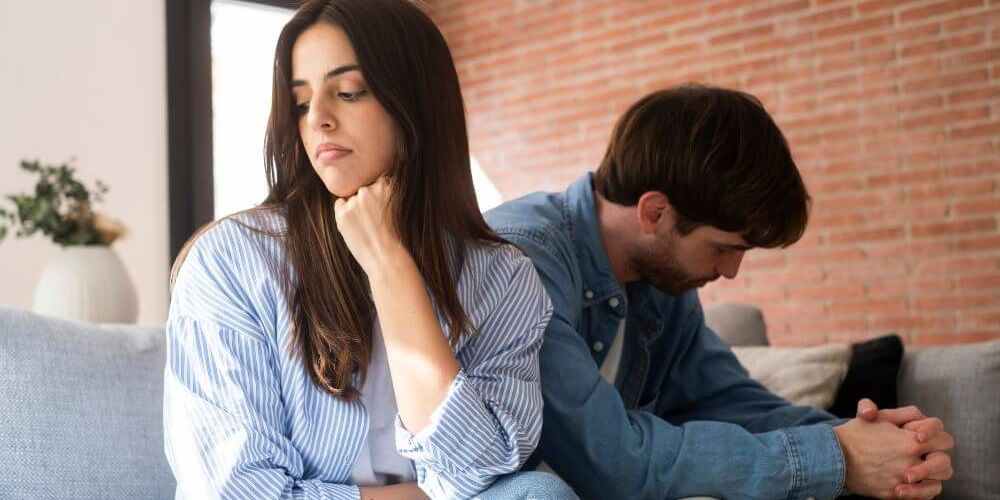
[593,190,640,285]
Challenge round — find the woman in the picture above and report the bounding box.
[164,0,575,498]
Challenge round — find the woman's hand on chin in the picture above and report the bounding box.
[334,177,412,276]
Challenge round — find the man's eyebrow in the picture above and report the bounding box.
[720,243,753,251]
[290,64,361,88]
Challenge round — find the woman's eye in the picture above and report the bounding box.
[338,90,368,102]
[296,102,309,115]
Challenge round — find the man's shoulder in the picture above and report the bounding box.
[484,191,566,244]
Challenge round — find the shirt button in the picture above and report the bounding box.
[806,497,815,500]
[584,290,594,299]
[592,341,605,352]
[609,297,620,307]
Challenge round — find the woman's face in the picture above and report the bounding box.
[291,22,400,198]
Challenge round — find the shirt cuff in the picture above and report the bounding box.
[394,370,502,473]
[780,423,846,500]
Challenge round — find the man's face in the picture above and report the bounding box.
[635,223,751,296]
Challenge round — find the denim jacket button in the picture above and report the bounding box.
[592,341,605,352]
[584,290,594,300]
[608,297,620,307]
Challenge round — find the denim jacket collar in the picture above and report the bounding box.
[562,173,626,313]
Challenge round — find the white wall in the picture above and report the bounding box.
[0,1,168,325]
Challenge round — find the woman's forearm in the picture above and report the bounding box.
[367,249,461,434]
[359,482,428,500]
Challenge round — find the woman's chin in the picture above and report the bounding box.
[319,176,363,199]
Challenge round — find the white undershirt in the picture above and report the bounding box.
[349,321,417,486]
[599,318,627,386]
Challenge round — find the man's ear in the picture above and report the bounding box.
[636,191,675,236]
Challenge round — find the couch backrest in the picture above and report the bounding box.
[0,305,174,499]
[898,340,1000,500]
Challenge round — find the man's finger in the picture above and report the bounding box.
[905,451,953,483]
[903,418,944,443]
[876,405,927,426]
[918,432,955,454]
[894,479,943,499]
[856,398,878,421]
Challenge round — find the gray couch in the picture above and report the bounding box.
[1,304,996,499]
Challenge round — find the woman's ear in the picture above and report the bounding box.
[635,191,676,236]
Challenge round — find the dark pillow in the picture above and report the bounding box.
[828,334,904,418]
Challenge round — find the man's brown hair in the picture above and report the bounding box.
[594,84,810,248]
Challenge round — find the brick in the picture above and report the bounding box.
[914,293,994,310]
[954,197,1000,215]
[872,314,957,331]
[788,283,867,300]
[956,234,1000,251]
[943,47,1000,68]
[830,298,910,316]
[911,218,996,238]
[710,24,777,46]
[744,0,812,22]
[900,31,985,58]
[943,8,1000,32]
[900,0,985,24]
[946,86,999,105]
[913,331,1000,345]
[902,68,989,94]
[866,167,945,188]
[946,160,997,177]
[914,255,1000,275]
[858,0,925,15]
[797,6,855,27]
[902,106,991,129]
[869,276,956,297]
[956,312,1000,329]
[818,15,894,41]
[906,179,994,202]
[958,274,1000,289]
[859,23,942,50]
[951,121,1000,139]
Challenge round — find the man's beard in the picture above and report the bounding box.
[634,237,714,296]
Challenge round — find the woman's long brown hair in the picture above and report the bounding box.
[171,0,504,400]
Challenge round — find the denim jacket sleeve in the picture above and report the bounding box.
[504,231,847,500]
[655,296,845,433]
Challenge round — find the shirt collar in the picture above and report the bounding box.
[563,173,625,308]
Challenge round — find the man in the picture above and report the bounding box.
[485,85,954,499]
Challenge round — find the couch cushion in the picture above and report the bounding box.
[828,334,903,418]
[732,343,852,408]
[0,305,174,499]
[704,302,769,347]
[898,340,1000,500]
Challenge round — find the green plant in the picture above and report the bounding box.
[0,159,127,246]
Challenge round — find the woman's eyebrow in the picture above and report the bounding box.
[290,64,361,88]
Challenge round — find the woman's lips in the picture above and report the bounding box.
[315,143,352,161]
[317,148,351,161]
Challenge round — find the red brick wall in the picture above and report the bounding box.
[430,0,1000,346]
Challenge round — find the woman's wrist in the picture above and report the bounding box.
[365,243,418,285]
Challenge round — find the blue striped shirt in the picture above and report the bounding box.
[164,211,552,499]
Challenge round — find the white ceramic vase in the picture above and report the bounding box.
[32,245,139,323]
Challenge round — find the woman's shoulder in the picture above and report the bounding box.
[169,207,289,333]
[174,207,288,296]
[461,240,534,282]
[457,240,546,314]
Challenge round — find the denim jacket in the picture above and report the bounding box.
[485,173,846,500]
